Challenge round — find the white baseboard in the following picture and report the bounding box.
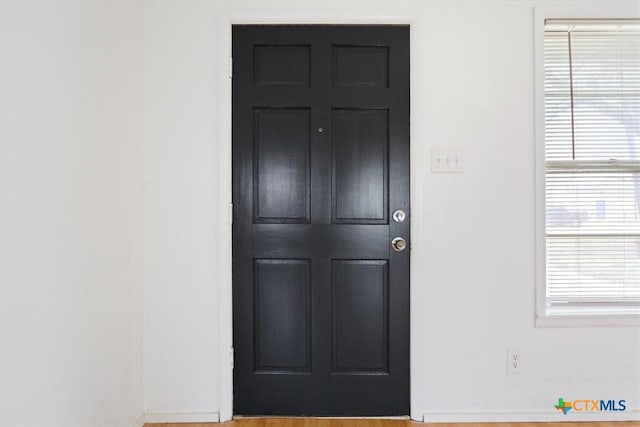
[130,412,146,427]
[423,409,640,423]
[143,411,220,424]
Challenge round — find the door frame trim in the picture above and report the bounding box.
[217,14,416,422]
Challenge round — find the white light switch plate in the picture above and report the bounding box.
[431,149,463,173]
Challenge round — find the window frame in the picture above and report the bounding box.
[534,3,640,328]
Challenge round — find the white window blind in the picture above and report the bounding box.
[544,20,640,314]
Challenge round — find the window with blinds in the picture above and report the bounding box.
[544,20,640,314]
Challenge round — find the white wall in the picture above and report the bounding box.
[141,2,220,418]
[0,2,144,426]
[142,0,640,422]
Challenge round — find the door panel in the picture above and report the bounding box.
[254,45,311,87]
[332,260,388,373]
[254,259,311,373]
[332,46,388,88]
[254,108,310,223]
[233,25,410,416]
[332,109,388,223]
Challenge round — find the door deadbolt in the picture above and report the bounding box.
[392,209,406,223]
[391,237,407,252]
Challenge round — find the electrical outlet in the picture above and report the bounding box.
[507,347,524,374]
[431,149,464,173]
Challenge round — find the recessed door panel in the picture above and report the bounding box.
[254,259,311,373]
[254,45,310,86]
[333,109,388,223]
[332,260,388,373]
[254,108,310,223]
[332,46,389,88]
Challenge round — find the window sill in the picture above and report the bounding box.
[536,310,640,328]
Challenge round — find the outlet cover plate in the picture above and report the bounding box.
[507,347,525,374]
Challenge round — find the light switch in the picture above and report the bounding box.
[431,149,463,173]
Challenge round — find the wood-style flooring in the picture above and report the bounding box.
[145,420,640,427]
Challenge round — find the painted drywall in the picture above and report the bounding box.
[0,1,144,426]
[142,1,221,416]
[142,0,640,422]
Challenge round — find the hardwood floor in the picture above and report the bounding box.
[145,420,640,427]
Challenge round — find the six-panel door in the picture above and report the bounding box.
[232,25,410,416]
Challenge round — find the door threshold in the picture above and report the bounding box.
[233,416,411,420]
